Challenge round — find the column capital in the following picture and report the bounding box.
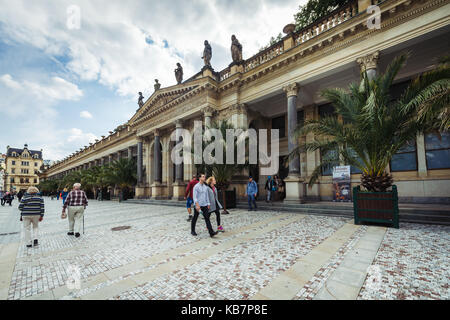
[202,106,215,117]
[153,129,160,137]
[356,51,380,73]
[283,83,300,98]
[229,103,248,116]
[137,136,144,143]
[174,119,183,128]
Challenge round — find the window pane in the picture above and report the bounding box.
[425,132,450,151]
[319,103,335,118]
[297,110,304,126]
[321,149,339,176]
[426,149,450,169]
[398,140,416,153]
[391,153,417,171]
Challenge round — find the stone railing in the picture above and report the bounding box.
[243,40,284,72]
[219,67,231,81]
[218,0,360,80]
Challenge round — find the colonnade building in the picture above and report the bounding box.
[40,0,450,204]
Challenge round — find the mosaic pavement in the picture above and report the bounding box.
[0,197,448,300]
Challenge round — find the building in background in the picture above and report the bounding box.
[0,153,6,192]
[5,144,43,193]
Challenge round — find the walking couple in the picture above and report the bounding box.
[189,173,225,238]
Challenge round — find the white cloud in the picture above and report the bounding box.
[0,0,304,98]
[67,128,97,144]
[80,110,93,119]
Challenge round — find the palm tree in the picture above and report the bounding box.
[107,158,137,201]
[290,53,449,192]
[195,120,249,213]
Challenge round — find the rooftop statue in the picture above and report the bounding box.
[154,79,161,91]
[202,40,212,67]
[174,63,183,84]
[231,35,243,63]
[138,92,144,108]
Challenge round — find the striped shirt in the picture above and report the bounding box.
[19,193,45,217]
[63,190,88,210]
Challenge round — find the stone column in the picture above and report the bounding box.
[117,151,121,161]
[174,120,184,182]
[284,83,301,176]
[357,51,380,80]
[154,131,162,183]
[203,107,213,128]
[229,104,248,129]
[173,120,186,200]
[416,133,428,177]
[137,138,143,184]
[151,129,164,199]
[128,146,133,159]
[108,154,113,164]
[283,82,305,203]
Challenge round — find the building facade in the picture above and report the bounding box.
[0,153,5,192]
[5,145,44,193]
[40,0,450,203]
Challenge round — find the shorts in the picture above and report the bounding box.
[186,197,194,208]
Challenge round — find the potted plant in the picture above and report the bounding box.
[290,53,449,228]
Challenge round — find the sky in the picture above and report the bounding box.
[0,0,306,161]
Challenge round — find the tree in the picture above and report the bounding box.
[107,158,137,201]
[290,53,450,192]
[294,0,350,31]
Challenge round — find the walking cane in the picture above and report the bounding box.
[83,212,85,234]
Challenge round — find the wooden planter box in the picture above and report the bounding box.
[353,185,399,228]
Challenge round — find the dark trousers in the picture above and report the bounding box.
[191,206,215,235]
[214,209,221,226]
[1,199,4,206]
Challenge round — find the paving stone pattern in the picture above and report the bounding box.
[1,198,448,300]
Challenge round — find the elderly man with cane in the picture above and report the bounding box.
[61,183,88,238]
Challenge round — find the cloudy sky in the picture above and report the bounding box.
[0,0,305,161]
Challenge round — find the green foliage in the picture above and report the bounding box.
[194,120,249,190]
[294,0,350,31]
[289,53,450,191]
[40,158,137,193]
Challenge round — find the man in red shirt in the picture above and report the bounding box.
[184,174,198,222]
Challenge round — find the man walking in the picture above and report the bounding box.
[245,176,258,211]
[191,173,218,238]
[184,174,198,222]
[62,183,88,238]
[264,176,275,203]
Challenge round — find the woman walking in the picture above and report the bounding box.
[206,176,225,233]
[18,187,44,248]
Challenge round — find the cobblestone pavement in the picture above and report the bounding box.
[0,198,448,300]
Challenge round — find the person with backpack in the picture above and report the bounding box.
[245,176,258,211]
[264,176,277,203]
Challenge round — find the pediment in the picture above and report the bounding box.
[129,77,216,126]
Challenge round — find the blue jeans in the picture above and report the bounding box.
[248,194,257,209]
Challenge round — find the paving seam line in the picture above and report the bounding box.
[76,215,306,300]
[249,221,360,300]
